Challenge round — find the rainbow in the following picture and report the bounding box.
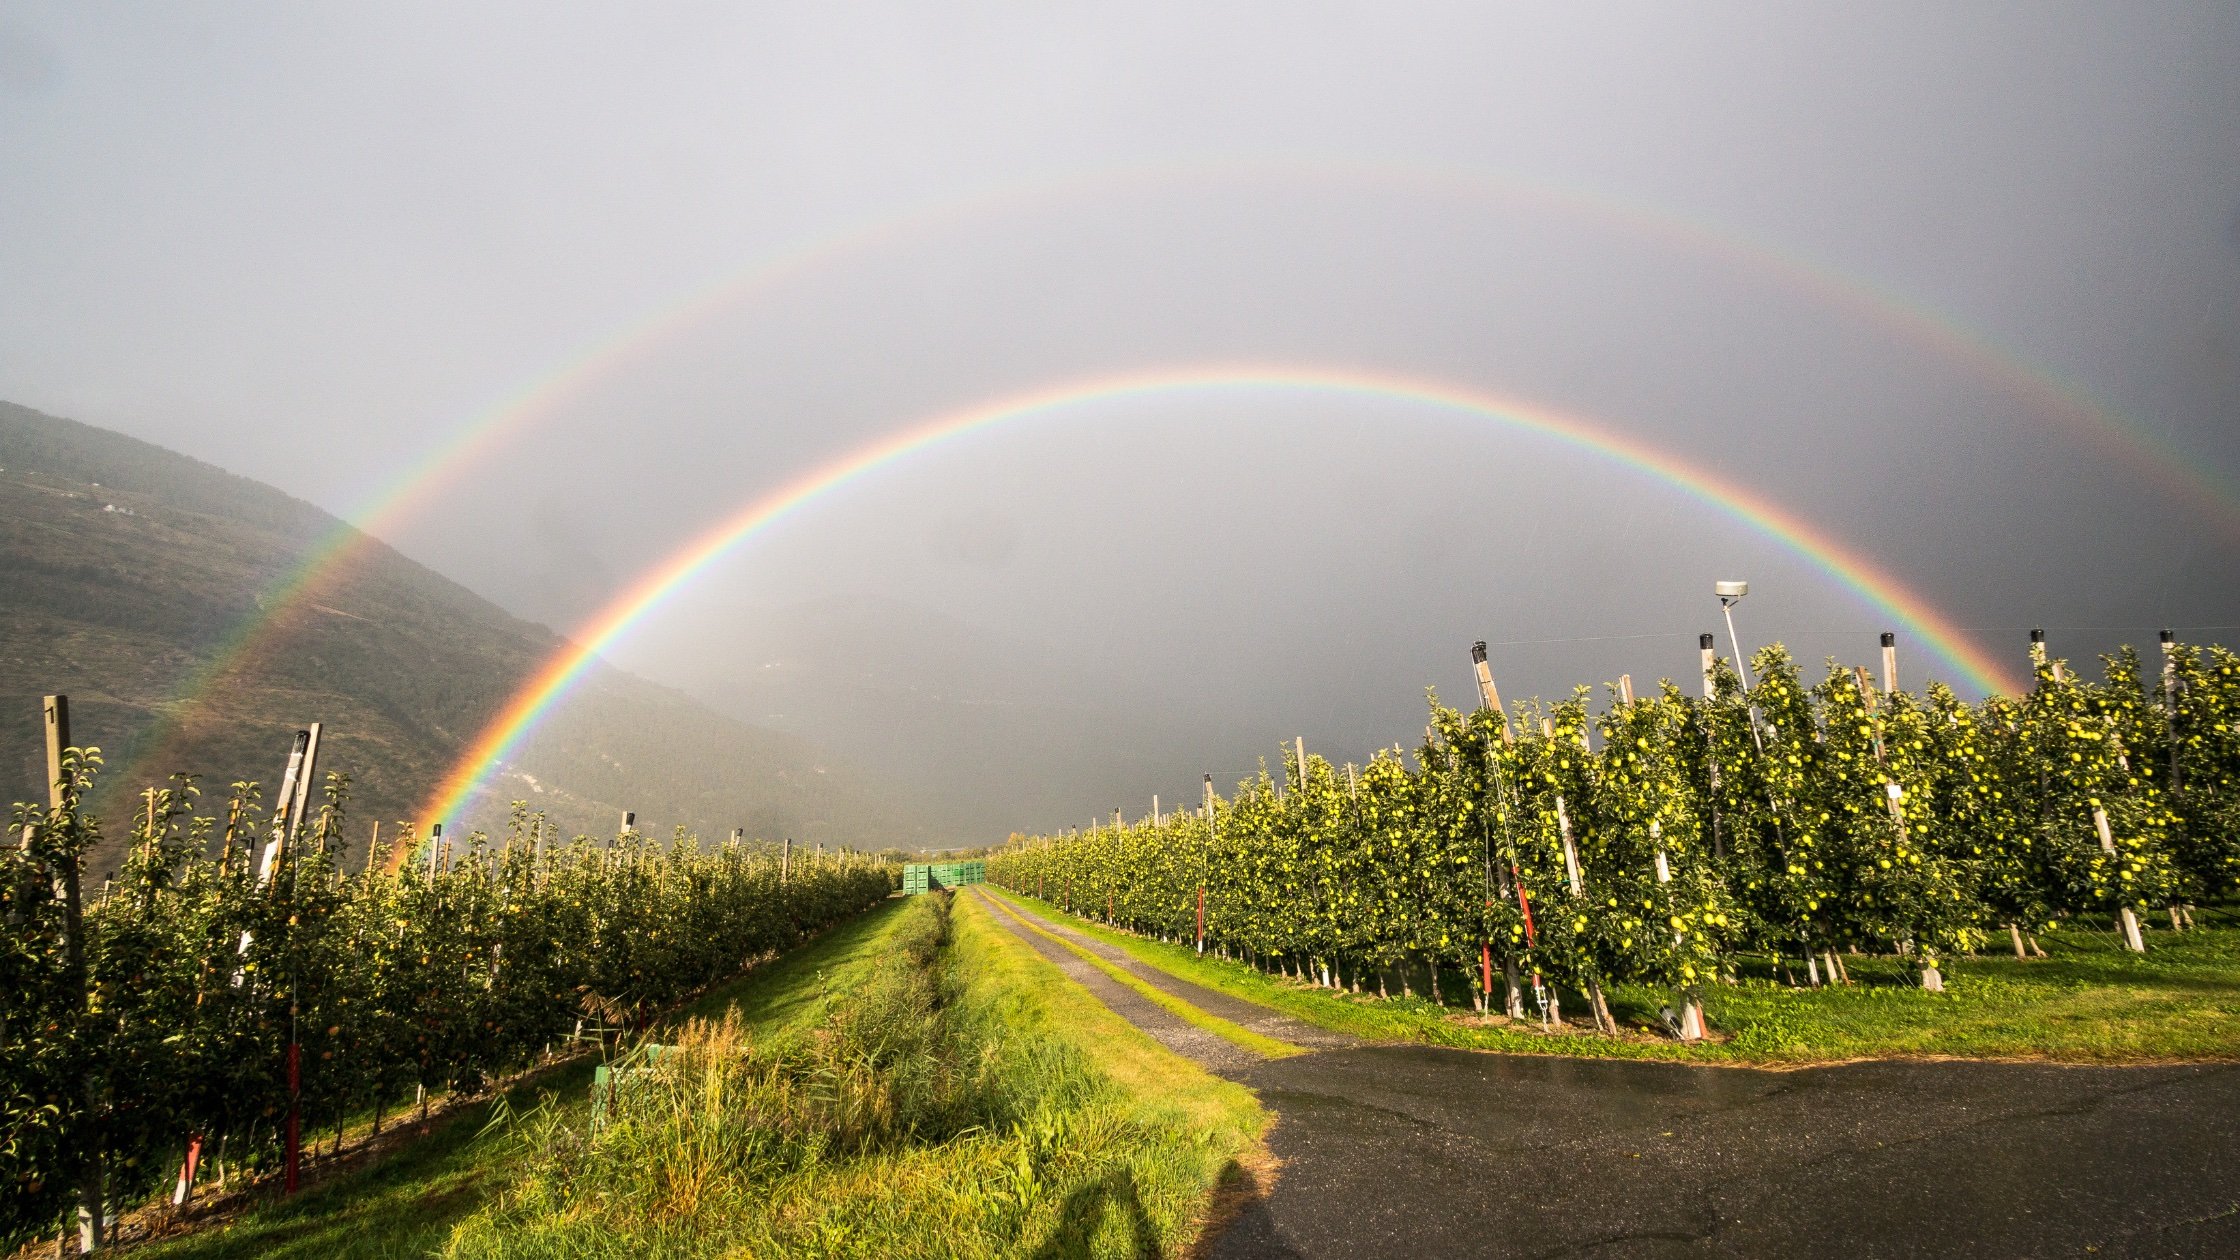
[130,157,2229,794]
[420,365,2028,829]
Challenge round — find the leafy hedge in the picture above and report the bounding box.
[989,641,2240,1025]
[1,765,892,1246]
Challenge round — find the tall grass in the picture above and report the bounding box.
[446,891,1249,1258]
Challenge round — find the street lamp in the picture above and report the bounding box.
[1716,580,1768,750]
[1714,580,1754,691]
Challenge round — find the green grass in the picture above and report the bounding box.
[428,892,1263,1258]
[1006,894,2240,1065]
[131,901,911,1260]
[980,890,1302,1060]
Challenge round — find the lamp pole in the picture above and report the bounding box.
[1716,580,1766,751]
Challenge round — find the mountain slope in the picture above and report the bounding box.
[0,400,925,864]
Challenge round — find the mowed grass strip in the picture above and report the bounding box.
[131,901,910,1260]
[433,892,1267,1259]
[1004,893,2240,1065]
[979,890,1302,1061]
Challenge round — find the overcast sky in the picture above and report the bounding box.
[5,4,2238,837]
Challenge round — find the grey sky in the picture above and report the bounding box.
[4,4,2237,837]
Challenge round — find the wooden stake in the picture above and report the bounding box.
[2092,807,2146,952]
[42,697,104,1253]
[1471,641,1513,745]
[2161,629,2182,795]
[1617,674,1635,706]
[1699,634,1716,699]
[257,730,312,885]
[287,722,323,852]
[782,836,791,883]
[1880,632,1898,695]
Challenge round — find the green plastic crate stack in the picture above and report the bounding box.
[902,859,985,894]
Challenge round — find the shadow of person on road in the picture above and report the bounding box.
[1187,1156,1304,1260]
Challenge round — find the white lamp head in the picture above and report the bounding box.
[1714,580,1749,600]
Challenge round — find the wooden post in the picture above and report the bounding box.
[425,823,443,877]
[287,722,323,852]
[257,730,312,885]
[2161,629,2182,795]
[1294,736,1308,790]
[363,821,381,876]
[42,697,104,1253]
[1199,773,1214,954]
[1555,795,1583,896]
[2093,807,2146,952]
[2030,628,2065,684]
[781,837,792,883]
[1471,641,1513,745]
[618,811,634,846]
[1880,633,1898,696]
[1152,795,1160,827]
[1617,674,1635,706]
[1699,634,1716,698]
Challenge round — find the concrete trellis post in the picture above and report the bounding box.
[2094,807,2147,952]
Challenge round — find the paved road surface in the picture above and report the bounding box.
[972,888,2240,1259]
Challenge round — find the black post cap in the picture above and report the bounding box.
[1471,641,1488,663]
[1699,633,1714,649]
[2161,628,2176,643]
[2030,628,2045,644]
[1880,632,1895,647]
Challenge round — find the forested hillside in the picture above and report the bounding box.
[0,400,923,866]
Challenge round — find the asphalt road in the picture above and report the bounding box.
[1216,1047,2240,1259]
[972,890,2240,1259]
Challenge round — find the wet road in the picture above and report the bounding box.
[972,891,2240,1258]
[1216,1047,2240,1259]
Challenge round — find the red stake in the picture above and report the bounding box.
[1481,940,1493,994]
[1512,865,1537,945]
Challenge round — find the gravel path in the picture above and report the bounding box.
[969,886,2240,1259]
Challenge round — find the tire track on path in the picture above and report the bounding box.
[969,887,1268,1076]
[977,887,1362,1053]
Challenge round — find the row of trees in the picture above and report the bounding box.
[989,640,2239,1038]
[2,747,893,1249]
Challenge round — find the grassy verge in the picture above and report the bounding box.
[1005,893,2240,1065]
[981,891,1301,1060]
[128,900,911,1260]
[438,891,1266,1258]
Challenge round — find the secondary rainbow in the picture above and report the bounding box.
[420,364,2027,829]
[134,156,2235,805]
